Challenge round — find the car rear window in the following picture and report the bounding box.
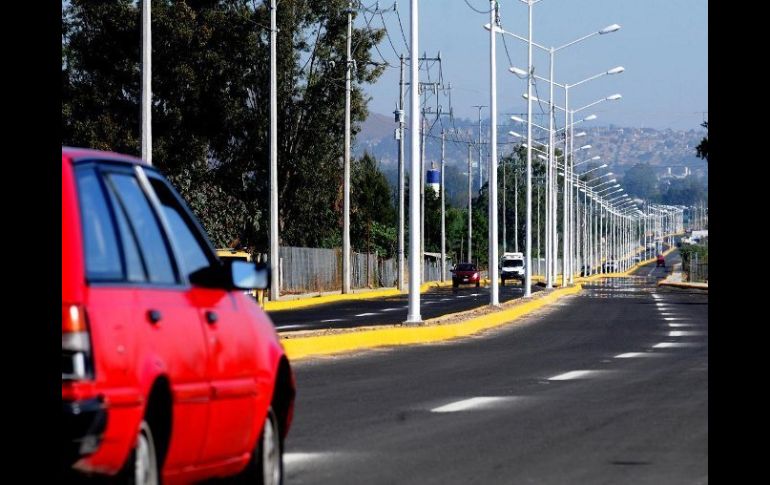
[76,168,123,281]
[456,264,476,271]
[503,260,523,267]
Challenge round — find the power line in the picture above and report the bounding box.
[463,0,493,14]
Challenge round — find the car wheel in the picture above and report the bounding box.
[476,281,480,288]
[234,406,283,485]
[118,420,159,485]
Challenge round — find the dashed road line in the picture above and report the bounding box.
[431,397,513,413]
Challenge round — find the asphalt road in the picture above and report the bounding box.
[269,281,543,332]
[281,250,707,484]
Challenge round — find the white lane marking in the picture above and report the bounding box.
[653,342,695,348]
[283,452,334,467]
[277,324,310,329]
[355,312,379,317]
[669,330,701,337]
[381,308,400,312]
[431,397,512,413]
[457,295,470,298]
[319,319,345,323]
[548,370,597,381]
[614,352,647,358]
[663,317,688,321]
[440,298,452,301]
[470,293,482,296]
[669,323,696,328]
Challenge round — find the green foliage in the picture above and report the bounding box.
[678,242,708,271]
[658,175,707,205]
[351,152,397,256]
[621,163,659,200]
[695,121,708,163]
[62,0,385,251]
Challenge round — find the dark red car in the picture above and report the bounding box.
[62,147,295,484]
[656,254,666,267]
[452,262,481,288]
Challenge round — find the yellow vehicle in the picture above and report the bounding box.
[216,248,266,307]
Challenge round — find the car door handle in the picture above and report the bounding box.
[147,309,162,324]
[205,311,218,325]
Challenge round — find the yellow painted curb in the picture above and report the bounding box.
[657,280,708,290]
[280,284,582,361]
[263,288,402,311]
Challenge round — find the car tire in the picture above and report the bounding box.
[118,420,159,485]
[475,281,480,288]
[234,406,283,485]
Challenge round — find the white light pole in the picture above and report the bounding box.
[141,0,151,164]
[488,0,500,305]
[269,0,279,301]
[499,21,621,288]
[342,1,353,294]
[406,0,421,324]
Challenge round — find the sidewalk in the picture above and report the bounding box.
[658,262,708,290]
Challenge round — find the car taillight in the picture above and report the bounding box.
[62,303,93,381]
[473,272,479,279]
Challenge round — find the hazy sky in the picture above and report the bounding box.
[357,0,708,131]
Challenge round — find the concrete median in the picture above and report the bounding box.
[280,283,582,361]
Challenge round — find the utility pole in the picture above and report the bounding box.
[514,166,519,252]
[396,55,406,291]
[269,0,279,301]
[401,53,443,287]
[141,0,151,164]
[472,105,487,192]
[502,154,506,254]
[406,0,421,325]
[342,1,352,294]
[420,112,426,283]
[468,144,473,264]
[440,129,446,281]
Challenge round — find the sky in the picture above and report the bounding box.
[356,0,708,131]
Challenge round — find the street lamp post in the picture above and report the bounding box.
[406,0,421,325]
[494,20,620,290]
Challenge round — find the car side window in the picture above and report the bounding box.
[146,174,213,279]
[103,179,148,283]
[104,172,178,285]
[75,167,122,281]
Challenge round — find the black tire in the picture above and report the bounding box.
[118,420,159,485]
[233,406,283,485]
[475,281,480,288]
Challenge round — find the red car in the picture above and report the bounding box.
[452,262,481,288]
[62,148,295,484]
[656,254,666,267]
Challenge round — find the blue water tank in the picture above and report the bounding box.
[426,169,440,193]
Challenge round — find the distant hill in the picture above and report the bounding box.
[352,112,708,208]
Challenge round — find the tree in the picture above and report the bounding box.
[351,152,396,256]
[621,163,660,200]
[695,121,708,163]
[62,0,386,251]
